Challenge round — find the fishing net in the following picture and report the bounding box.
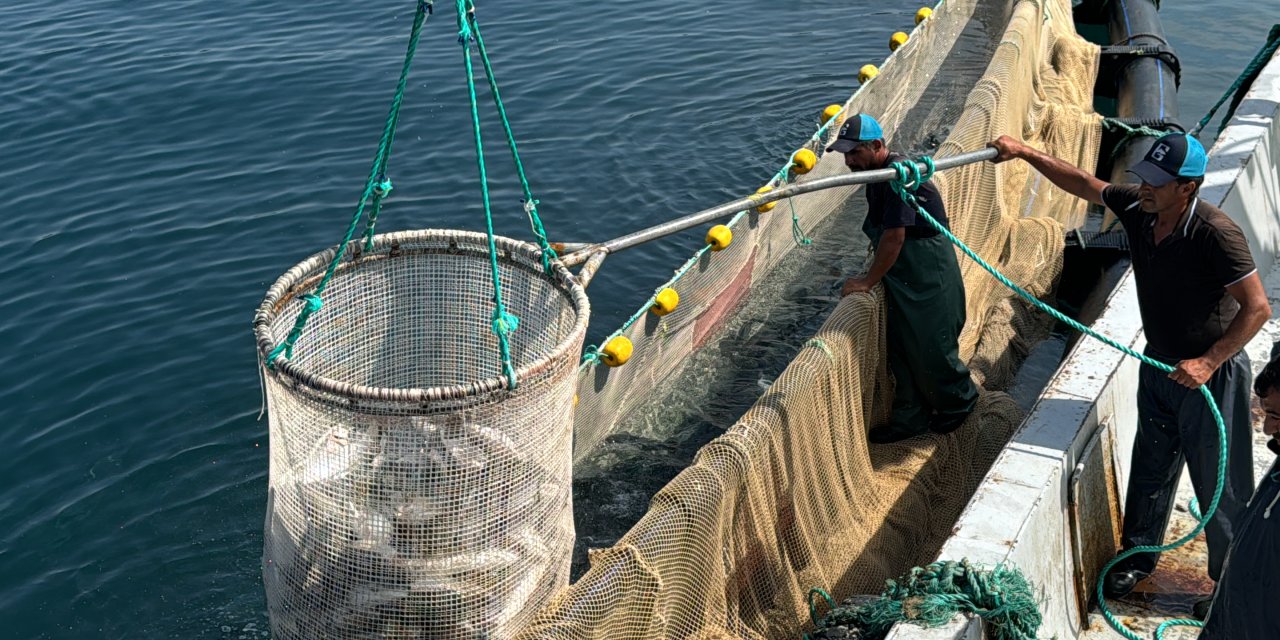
[254,229,588,639]
[519,0,1102,636]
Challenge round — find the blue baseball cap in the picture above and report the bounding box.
[826,114,884,153]
[1128,132,1207,186]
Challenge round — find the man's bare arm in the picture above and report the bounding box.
[842,227,906,295]
[988,135,1108,206]
[1170,272,1272,388]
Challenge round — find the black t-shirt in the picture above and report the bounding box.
[864,153,949,237]
[1102,185,1257,361]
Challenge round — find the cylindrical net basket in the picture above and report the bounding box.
[253,229,589,639]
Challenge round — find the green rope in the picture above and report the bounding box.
[360,177,394,252]
[1188,495,1206,522]
[777,150,814,247]
[1191,25,1280,140]
[361,1,435,250]
[809,560,1041,640]
[267,1,433,366]
[885,156,1227,640]
[1102,214,1122,233]
[464,1,559,273]
[809,587,838,627]
[806,338,834,363]
[788,177,813,246]
[1101,118,1170,161]
[458,0,518,389]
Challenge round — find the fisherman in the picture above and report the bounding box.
[988,132,1270,617]
[831,113,978,443]
[1198,352,1280,638]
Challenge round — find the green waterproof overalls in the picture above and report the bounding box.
[863,179,978,435]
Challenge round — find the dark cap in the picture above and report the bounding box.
[826,114,884,153]
[1127,132,1207,187]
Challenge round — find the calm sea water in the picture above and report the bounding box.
[0,0,1269,637]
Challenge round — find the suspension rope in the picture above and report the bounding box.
[778,151,814,247]
[464,0,559,273]
[266,0,433,367]
[1190,24,1280,140]
[885,156,1227,640]
[361,1,435,249]
[458,0,519,389]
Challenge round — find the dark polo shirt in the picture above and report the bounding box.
[1102,185,1257,362]
[865,153,949,237]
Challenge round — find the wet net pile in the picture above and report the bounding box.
[255,230,589,639]
[522,0,1102,636]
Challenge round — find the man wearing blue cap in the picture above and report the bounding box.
[989,132,1271,617]
[830,113,978,443]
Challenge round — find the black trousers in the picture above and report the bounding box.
[1199,460,1280,639]
[1117,349,1255,580]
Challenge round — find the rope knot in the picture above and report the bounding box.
[491,307,520,336]
[373,176,393,197]
[889,157,936,193]
[300,293,323,314]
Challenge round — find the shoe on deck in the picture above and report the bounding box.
[1103,568,1151,598]
[1192,596,1213,621]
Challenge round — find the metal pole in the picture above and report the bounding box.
[550,242,593,254]
[559,148,998,267]
[575,250,608,289]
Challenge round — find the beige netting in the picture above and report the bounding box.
[571,0,1005,463]
[521,0,1101,636]
[255,230,588,639]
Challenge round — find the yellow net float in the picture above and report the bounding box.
[755,185,777,213]
[858,64,879,84]
[791,149,818,175]
[820,103,842,126]
[706,224,733,251]
[915,7,933,24]
[890,31,909,51]
[650,287,680,316]
[601,335,633,367]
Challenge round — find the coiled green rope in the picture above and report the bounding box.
[806,560,1041,640]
